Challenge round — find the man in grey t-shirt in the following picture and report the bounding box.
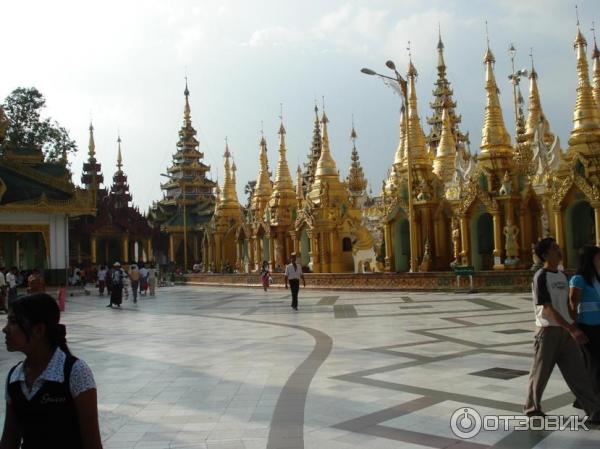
[524,238,600,421]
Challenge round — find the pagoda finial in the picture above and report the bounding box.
[116,134,123,171]
[183,77,192,126]
[525,50,554,143]
[480,30,512,153]
[252,131,272,215]
[406,58,428,161]
[347,121,367,196]
[394,105,407,165]
[570,17,600,143]
[271,112,294,201]
[88,122,96,159]
[220,138,239,206]
[437,24,446,69]
[591,21,600,107]
[314,106,338,177]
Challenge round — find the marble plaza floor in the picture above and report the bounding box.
[1,285,598,449]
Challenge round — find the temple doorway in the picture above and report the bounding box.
[566,201,596,269]
[393,219,410,272]
[470,212,494,271]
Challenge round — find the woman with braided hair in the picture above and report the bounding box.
[0,293,102,449]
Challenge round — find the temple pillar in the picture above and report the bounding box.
[122,236,129,263]
[492,212,503,269]
[146,239,153,262]
[269,235,275,270]
[91,236,97,264]
[214,234,222,272]
[291,231,299,256]
[553,208,565,264]
[328,231,336,273]
[169,234,175,263]
[312,232,321,273]
[383,222,393,272]
[518,209,528,264]
[459,215,470,266]
[248,237,255,271]
[207,237,213,271]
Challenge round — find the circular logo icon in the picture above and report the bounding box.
[450,407,482,439]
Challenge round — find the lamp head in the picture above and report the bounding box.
[385,60,396,70]
[361,68,377,75]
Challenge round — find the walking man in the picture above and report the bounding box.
[284,253,305,311]
[6,267,18,307]
[524,238,600,421]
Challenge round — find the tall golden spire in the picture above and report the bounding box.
[525,53,554,144]
[406,60,429,162]
[570,20,600,143]
[347,123,368,196]
[183,77,192,127]
[394,106,407,166]
[81,121,104,190]
[314,111,339,177]
[591,22,600,108]
[480,38,512,154]
[220,138,239,207]
[433,107,456,183]
[88,122,96,159]
[271,118,295,196]
[252,133,273,217]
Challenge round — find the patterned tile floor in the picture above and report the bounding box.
[1,286,598,449]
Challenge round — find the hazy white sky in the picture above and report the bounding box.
[2,0,600,210]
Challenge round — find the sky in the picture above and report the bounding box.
[2,0,600,211]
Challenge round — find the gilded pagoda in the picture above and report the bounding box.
[372,23,599,273]
[200,21,599,274]
[149,82,217,267]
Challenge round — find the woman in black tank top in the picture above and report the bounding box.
[0,293,102,449]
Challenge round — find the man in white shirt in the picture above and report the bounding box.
[6,267,18,306]
[524,238,600,421]
[284,253,305,311]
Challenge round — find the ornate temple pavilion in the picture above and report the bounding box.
[148,82,217,267]
[0,107,95,283]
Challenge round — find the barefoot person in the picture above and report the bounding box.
[524,238,600,421]
[284,253,305,311]
[260,261,270,292]
[0,293,102,448]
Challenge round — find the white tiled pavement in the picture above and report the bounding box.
[0,285,597,449]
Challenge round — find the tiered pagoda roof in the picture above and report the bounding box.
[426,31,469,155]
[149,82,216,230]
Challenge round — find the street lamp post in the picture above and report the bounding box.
[508,44,528,132]
[361,63,418,272]
[161,173,188,271]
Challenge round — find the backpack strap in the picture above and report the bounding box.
[63,354,78,397]
[6,363,20,390]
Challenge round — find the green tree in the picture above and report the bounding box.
[1,87,77,162]
[244,180,256,208]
